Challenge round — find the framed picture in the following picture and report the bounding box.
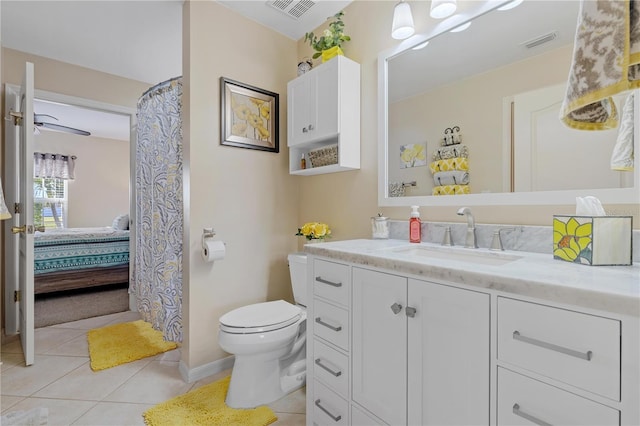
[220,77,279,153]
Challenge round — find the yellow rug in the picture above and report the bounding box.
[143,376,278,426]
[87,320,178,371]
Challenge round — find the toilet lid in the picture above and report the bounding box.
[219,300,301,333]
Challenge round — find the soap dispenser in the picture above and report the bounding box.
[409,205,421,243]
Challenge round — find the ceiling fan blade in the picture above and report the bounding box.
[35,122,91,136]
[34,112,91,136]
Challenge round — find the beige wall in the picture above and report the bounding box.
[33,132,130,228]
[296,0,639,233]
[182,0,299,369]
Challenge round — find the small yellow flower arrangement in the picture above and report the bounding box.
[296,222,331,240]
[304,11,351,60]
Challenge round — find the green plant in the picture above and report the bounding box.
[304,11,351,59]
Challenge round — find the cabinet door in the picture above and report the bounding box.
[287,75,311,146]
[352,268,407,426]
[407,279,490,425]
[312,58,339,141]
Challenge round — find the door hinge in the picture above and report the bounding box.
[8,110,23,126]
[14,203,21,214]
[14,290,21,302]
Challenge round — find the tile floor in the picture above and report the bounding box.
[1,311,306,425]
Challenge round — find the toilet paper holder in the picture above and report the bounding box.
[202,227,216,249]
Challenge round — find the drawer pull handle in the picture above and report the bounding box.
[315,399,342,422]
[512,403,552,426]
[316,317,342,332]
[512,331,593,361]
[315,358,342,377]
[316,276,342,287]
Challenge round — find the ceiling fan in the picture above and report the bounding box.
[34,113,91,136]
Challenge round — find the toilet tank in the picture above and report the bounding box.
[288,252,307,307]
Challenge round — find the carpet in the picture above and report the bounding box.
[87,320,177,371]
[143,376,277,426]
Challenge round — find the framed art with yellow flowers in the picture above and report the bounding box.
[220,77,279,153]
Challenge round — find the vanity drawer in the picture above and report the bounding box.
[313,259,350,307]
[313,299,349,351]
[497,367,619,426]
[313,380,349,426]
[497,297,620,400]
[313,339,349,397]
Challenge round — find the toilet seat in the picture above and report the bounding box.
[220,300,302,334]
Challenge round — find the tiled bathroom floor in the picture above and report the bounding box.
[1,311,306,425]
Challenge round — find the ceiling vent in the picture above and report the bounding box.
[267,0,316,20]
[521,31,558,49]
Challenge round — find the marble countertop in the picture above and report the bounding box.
[304,239,640,317]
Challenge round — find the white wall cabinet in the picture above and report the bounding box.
[287,56,360,175]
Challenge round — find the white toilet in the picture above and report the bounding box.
[218,252,308,408]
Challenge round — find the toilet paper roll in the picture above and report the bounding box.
[202,239,226,262]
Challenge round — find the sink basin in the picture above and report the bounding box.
[384,245,523,266]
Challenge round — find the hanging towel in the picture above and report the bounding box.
[560,0,640,130]
[432,144,469,161]
[429,158,469,174]
[611,92,635,170]
[433,171,470,186]
[432,185,470,196]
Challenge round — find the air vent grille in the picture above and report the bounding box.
[522,31,557,49]
[267,0,316,20]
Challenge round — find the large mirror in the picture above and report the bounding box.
[378,0,640,206]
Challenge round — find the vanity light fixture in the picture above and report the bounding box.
[450,21,471,32]
[430,0,457,19]
[497,0,524,11]
[392,1,415,40]
[412,40,430,50]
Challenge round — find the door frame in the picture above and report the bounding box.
[3,85,138,333]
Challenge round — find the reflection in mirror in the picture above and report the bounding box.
[379,0,639,206]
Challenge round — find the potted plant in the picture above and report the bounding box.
[304,11,351,62]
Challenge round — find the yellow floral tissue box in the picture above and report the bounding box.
[553,215,633,266]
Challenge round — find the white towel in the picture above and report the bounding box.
[433,171,470,186]
[560,1,640,130]
[611,92,635,171]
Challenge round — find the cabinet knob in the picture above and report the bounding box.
[308,124,314,130]
[302,127,308,133]
[390,302,403,315]
[405,306,417,318]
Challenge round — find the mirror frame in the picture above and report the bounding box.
[378,1,640,207]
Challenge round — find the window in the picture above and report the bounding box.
[34,178,67,229]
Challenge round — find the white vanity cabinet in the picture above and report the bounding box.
[287,56,360,175]
[307,247,639,426]
[351,268,490,426]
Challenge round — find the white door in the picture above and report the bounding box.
[407,279,490,425]
[513,83,623,192]
[14,62,36,366]
[352,267,407,426]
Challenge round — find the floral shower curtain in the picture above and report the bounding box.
[133,77,183,342]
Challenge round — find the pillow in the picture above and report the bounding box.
[112,214,129,230]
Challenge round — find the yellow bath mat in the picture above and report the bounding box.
[87,320,177,371]
[143,376,278,426]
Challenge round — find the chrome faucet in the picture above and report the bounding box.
[457,207,478,248]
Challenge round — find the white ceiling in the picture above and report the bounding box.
[2,0,349,141]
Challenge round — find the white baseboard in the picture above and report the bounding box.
[179,355,235,383]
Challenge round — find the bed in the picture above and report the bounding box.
[34,226,130,295]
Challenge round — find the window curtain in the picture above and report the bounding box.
[133,76,183,342]
[33,153,76,180]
